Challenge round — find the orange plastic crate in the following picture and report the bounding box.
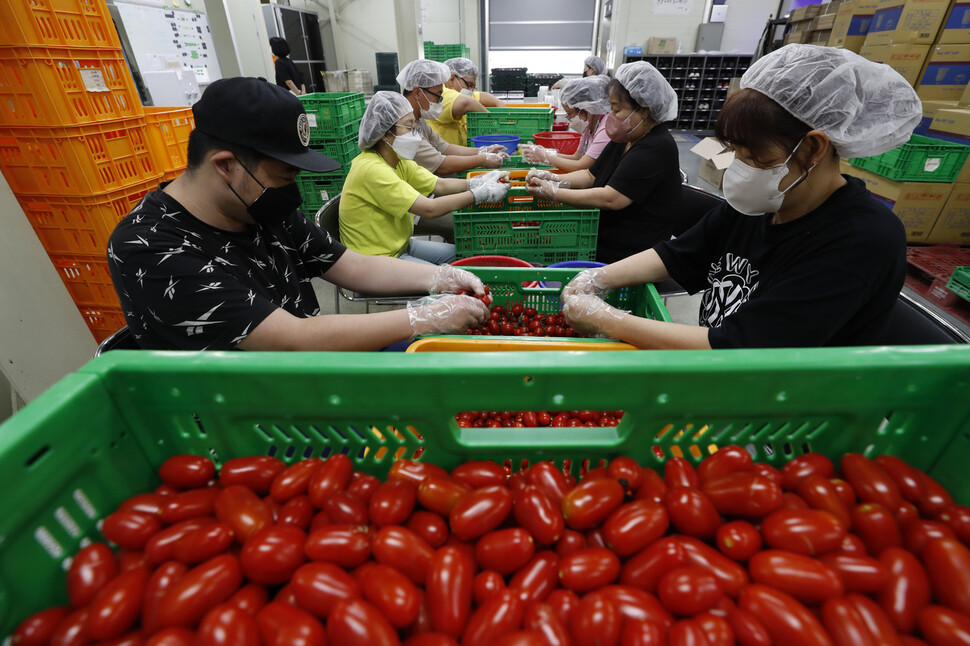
[16,178,158,255]
[0,119,159,194]
[0,0,121,48]
[76,304,126,343]
[0,46,143,126]
[50,254,119,309]
[144,106,194,174]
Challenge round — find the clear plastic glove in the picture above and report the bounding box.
[467,170,510,190]
[471,180,509,204]
[521,144,558,165]
[481,151,510,168]
[561,292,627,337]
[526,178,570,201]
[407,295,490,336]
[561,267,610,298]
[526,168,558,184]
[480,144,510,156]
[427,264,485,296]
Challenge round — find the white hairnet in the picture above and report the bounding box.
[561,75,611,115]
[585,55,607,75]
[358,91,413,150]
[397,59,451,91]
[740,44,921,158]
[614,61,678,122]
[445,57,479,80]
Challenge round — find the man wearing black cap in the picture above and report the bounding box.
[107,77,489,351]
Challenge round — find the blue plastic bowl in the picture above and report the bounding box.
[472,134,521,156]
[539,260,606,288]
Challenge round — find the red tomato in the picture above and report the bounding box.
[144,518,215,565]
[667,619,711,646]
[159,488,221,524]
[657,566,722,616]
[119,493,165,516]
[269,458,323,503]
[354,562,421,628]
[452,461,507,489]
[677,537,749,598]
[607,457,643,491]
[725,606,771,646]
[12,606,71,646]
[821,597,877,646]
[701,472,782,518]
[347,471,381,503]
[257,601,327,646]
[602,500,669,557]
[697,445,753,485]
[619,536,688,594]
[595,586,673,630]
[751,463,783,488]
[829,478,857,508]
[619,618,666,646]
[585,528,608,550]
[159,455,216,490]
[171,522,233,564]
[919,605,970,646]
[837,533,868,556]
[474,570,506,605]
[307,453,354,508]
[153,554,243,629]
[508,551,560,604]
[738,584,832,646]
[569,593,620,646]
[852,503,902,556]
[780,492,811,511]
[373,525,435,585]
[290,561,360,617]
[562,477,625,531]
[102,511,162,550]
[388,459,449,485]
[664,458,700,489]
[695,613,735,646]
[278,495,315,530]
[841,454,902,513]
[523,601,570,646]
[779,453,834,491]
[845,594,902,646]
[450,486,513,541]
[67,543,118,608]
[748,550,843,604]
[924,537,970,617]
[304,524,371,568]
[796,474,852,529]
[634,468,668,504]
[908,518,957,556]
[555,530,587,559]
[663,486,722,540]
[323,491,368,525]
[916,472,954,517]
[514,485,565,546]
[817,553,889,594]
[559,548,621,593]
[873,455,926,503]
[462,590,525,646]
[547,589,580,626]
[427,546,475,638]
[213,485,273,543]
[239,525,306,585]
[229,584,269,616]
[937,505,970,544]
[477,528,535,575]
[760,508,846,556]
[403,635,459,646]
[715,521,762,562]
[406,510,450,548]
[197,604,260,646]
[492,632,545,646]
[218,456,285,495]
[878,547,930,634]
[418,477,473,516]
[142,561,188,634]
[49,607,88,646]
[527,462,571,507]
[86,567,150,641]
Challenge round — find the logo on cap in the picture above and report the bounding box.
[297,113,310,147]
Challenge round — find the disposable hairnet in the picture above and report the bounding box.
[445,57,479,80]
[561,75,611,115]
[740,44,921,158]
[585,55,607,75]
[358,91,414,150]
[614,61,678,122]
[397,59,451,91]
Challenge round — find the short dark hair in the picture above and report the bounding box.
[269,37,290,58]
[185,129,270,172]
[715,89,813,165]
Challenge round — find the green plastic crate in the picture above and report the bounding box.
[455,155,551,178]
[314,136,360,166]
[308,117,361,146]
[297,165,349,212]
[466,107,555,146]
[298,92,366,128]
[947,266,970,303]
[3,347,970,633]
[849,134,970,183]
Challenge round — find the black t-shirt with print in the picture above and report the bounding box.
[653,176,906,348]
[588,123,681,263]
[107,186,346,350]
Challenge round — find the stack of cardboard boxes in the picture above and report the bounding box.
[785,3,842,45]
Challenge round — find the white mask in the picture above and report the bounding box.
[387,132,422,160]
[420,89,444,121]
[722,138,815,216]
[569,115,588,133]
[459,88,475,97]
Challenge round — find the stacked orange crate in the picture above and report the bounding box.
[0,0,194,342]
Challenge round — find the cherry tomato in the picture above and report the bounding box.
[49,607,88,646]
[602,500,669,557]
[658,566,722,616]
[817,553,889,594]
[751,463,783,488]
[102,511,162,550]
[780,492,811,511]
[419,477,473,516]
[725,605,771,646]
[142,561,188,634]
[562,477,625,531]
[406,510,450,548]
[159,488,221,524]
[738,584,832,646]
[715,521,762,562]
[347,471,381,503]
[667,619,711,646]
[748,550,843,604]
[388,459,449,485]
[229,584,269,616]
[67,543,118,608]
[841,453,902,513]
[239,525,306,585]
[698,445,753,485]
[916,472,954,517]
[695,613,735,646]
[878,547,930,634]
[321,490,367,525]
[463,590,525,646]
[619,536,688,594]
[197,604,260,646]
[619,618,666,646]
[852,503,902,556]
[269,458,323,502]
[159,455,216,490]
[663,486,722,540]
[796,474,852,529]
[924,537,970,617]
[569,593,620,646]
[664,458,700,489]
[307,453,354,508]
[555,530,587,559]
[144,518,215,565]
[427,546,475,638]
[761,508,846,556]
[919,605,970,646]
[153,554,243,629]
[119,493,165,516]
[559,547,621,593]
[278,495,315,530]
[873,455,926,503]
[450,486,513,541]
[218,456,285,495]
[607,456,643,492]
[373,525,435,585]
[634,468,668,504]
[514,485,565,546]
[290,561,360,617]
[145,627,195,646]
[214,485,273,543]
[677,536,749,598]
[353,562,421,628]
[452,461,507,488]
[937,505,970,544]
[523,601,570,646]
[257,601,327,646]
[779,453,834,491]
[508,551,560,603]
[477,528,535,575]
[305,524,371,568]
[12,606,72,646]
[474,570,506,605]
[845,593,902,646]
[701,472,782,518]
[821,597,877,646]
[547,589,580,627]
[528,462,571,507]
[404,635,459,646]
[172,522,234,564]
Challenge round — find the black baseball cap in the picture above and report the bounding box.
[192,77,340,173]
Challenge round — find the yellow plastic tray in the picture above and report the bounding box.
[406,336,638,352]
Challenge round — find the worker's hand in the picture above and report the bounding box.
[562,267,610,298]
[481,151,509,167]
[470,180,509,204]
[521,144,558,165]
[407,295,490,336]
[480,144,511,156]
[427,264,485,297]
[526,168,558,184]
[561,292,627,337]
[467,170,510,190]
[526,178,569,201]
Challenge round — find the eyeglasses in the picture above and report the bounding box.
[392,123,421,136]
[422,88,443,103]
[459,77,476,89]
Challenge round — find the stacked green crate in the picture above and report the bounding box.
[423,41,470,63]
[297,92,365,213]
[465,106,555,147]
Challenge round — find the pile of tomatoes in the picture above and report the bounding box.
[463,303,585,337]
[12,448,970,646]
[455,410,625,428]
[511,221,542,228]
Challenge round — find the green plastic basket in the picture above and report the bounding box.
[947,266,970,303]
[455,156,552,178]
[3,347,970,633]
[296,165,349,213]
[454,208,599,264]
[308,117,361,146]
[314,136,360,166]
[849,134,970,183]
[298,92,366,128]
[466,107,555,146]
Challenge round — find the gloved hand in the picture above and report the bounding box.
[467,170,510,190]
[481,151,510,168]
[521,144,558,165]
[561,292,627,337]
[526,168,558,184]
[480,144,510,156]
[526,178,570,201]
[407,295,490,336]
[561,267,610,298]
[471,180,510,204]
[427,264,485,296]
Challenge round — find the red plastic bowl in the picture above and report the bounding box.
[451,255,539,288]
[533,131,582,154]
[552,121,570,132]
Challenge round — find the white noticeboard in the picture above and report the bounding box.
[653,0,693,15]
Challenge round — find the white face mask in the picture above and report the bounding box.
[459,88,475,97]
[420,89,444,121]
[387,132,422,160]
[569,115,588,133]
[722,138,815,216]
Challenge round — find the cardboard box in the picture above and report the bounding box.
[927,182,970,242]
[647,37,678,54]
[917,99,960,134]
[917,44,970,99]
[791,19,814,32]
[860,43,930,85]
[840,160,954,241]
[817,12,838,29]
[829,0,880,52]
[785,30,811,44]
[813,28,835,42]
[929,107,970,182]
[790,4,824,22]
[938,1,970,44]
[825,0,846,14]
[809,16,822,30]
[961,82,970,105]
[864,0,950,46]
[727,77,742,98]
[691,137,734,190]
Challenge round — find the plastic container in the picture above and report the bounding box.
[407,337,637,352]
[0,46,144,127]
[142,107,194,175]
[76,305,126,342]
[314,136,360,166]
[308,117,361,146]
[296,167,350,213]
[456,156,552,178]
[948,266,970,303]
[0,0,122,49]
[534,131,582,155]
[849,134,970,183]
[299,92,366,128]
[450,254,538,286]
[552,121,570,132]
[466,107,555,146]
[51,255,119,309]
[471,134,521,155]
[539,260,606,288]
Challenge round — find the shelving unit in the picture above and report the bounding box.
[622,54,752,134]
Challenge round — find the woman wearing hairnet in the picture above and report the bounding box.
[551,55,608,90]
[527,61,682,262]
[339,92,509,264]
[560,45,920,349]
[521,75,612,172]
[430,57,505,146]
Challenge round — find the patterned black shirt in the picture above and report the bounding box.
[107,186,346,350]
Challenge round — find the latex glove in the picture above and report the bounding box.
[526,168,558,184]
[480,144,510,156]
[481,151,509,168]
[562,267,610,298]
[471,180,510,204]
[561,292,627,338]
[521,144,558,165]
[467,170,510,190]
[427,264,485,296]
[407,295,490,336]
[526,178,569,201]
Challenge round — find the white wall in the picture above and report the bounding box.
[720,0,782,53]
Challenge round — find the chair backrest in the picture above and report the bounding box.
[314,193,341,241]
[675,184,724,237]
[883,292,970,345]
[94,326,139,357]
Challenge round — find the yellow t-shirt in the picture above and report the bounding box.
[429,87,475,146]
[339,150,438,257]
